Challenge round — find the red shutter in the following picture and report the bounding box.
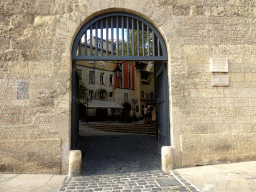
[132,61,135,89]
[114,76,120,88]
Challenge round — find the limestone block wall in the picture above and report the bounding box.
[0,0,70,174]
[1,0,168,174]
[1,0,256,174]
[159,0,256,167]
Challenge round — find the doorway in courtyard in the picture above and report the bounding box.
[71,12,170,169]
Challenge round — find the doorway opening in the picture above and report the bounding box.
[71,12,170,171]
[121,102,131,120]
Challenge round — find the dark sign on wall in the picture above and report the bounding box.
[17,81,29,100]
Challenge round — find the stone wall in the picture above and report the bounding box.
[0,0,71,174]
[1,0,256,173]
[115,88,135,110]
[160,0,256,167]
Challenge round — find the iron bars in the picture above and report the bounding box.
[72,12,167,61]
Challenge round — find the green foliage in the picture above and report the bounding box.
[78,74,87,99]
[114,29,155,86]
[117,29,153,56]
[147,66,154,86]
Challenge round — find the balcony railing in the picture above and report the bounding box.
[141,93,155,103]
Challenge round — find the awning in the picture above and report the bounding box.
[83,100,124,109]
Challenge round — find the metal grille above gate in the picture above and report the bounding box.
[72,12,167,61]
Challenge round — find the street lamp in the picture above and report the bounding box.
[113,62,122,79]
[131,98,138,120]
[135,61,144,69]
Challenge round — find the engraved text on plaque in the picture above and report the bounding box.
[210,58,228,72]
[212,75,229,86]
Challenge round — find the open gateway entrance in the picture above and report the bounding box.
[71,12,170,169]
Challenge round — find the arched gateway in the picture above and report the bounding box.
[72,12,167,61]
[71,12,170,164]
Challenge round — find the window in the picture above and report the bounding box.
[110,92,113,97]
[141,91,144,98]
[99,91,105,100]
[89,71,94,83]
[98,42,101,48]
[100,73,104,84]
[109,74,113,85]
[142,81,149,85]
[88,90,93,98]
[124,93,128,99]
[136,105,139,112]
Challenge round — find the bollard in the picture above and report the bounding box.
[161,146,173,172]
[68,150,82,177]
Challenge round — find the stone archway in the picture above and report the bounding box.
[70,10,171,172]
[95,89,108,100]
[66,6,174,174]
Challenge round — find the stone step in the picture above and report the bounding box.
[83,122,157,135]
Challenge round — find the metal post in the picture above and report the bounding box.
[85,97,92,123]
[131,98,138,120]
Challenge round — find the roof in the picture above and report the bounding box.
[84,100,124,109]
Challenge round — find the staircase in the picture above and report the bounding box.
[83,122,157,135]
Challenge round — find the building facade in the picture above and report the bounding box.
[1,0,256,174]
[134,61,156,120]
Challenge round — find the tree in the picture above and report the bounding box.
[146,66,154,86]
[117,28,154,57]
[78,74,87,99]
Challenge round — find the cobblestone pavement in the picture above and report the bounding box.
[59,133,199,192]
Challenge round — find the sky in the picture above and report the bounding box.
[81,28,128,43]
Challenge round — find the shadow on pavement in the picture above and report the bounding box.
[78,134,161,176]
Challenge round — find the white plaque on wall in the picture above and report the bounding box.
[210,58,228,72]
[212,75,229,86]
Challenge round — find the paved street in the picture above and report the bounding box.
[1,124,256,191]
[59,124,198,192]
[0,174,66,192]
[174,161,256,192]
